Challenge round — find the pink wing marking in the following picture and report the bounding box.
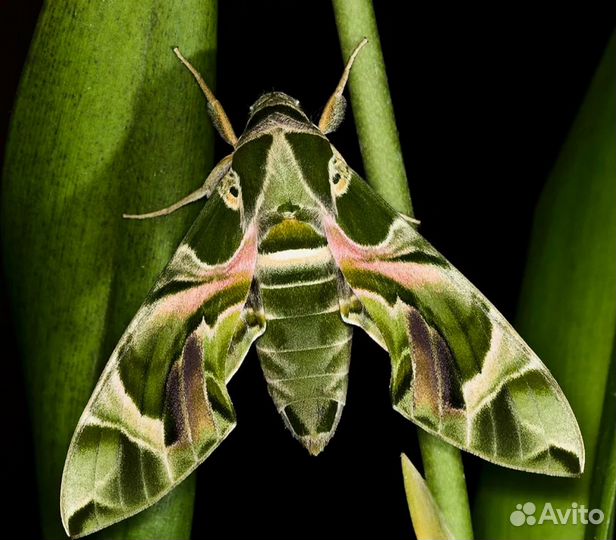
[155,225,258,318]
[323,216,443,290]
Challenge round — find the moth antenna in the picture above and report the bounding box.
[122,188,209,220]
[173,47,238,146]
[318,37,368,134]
[123,154,233,219]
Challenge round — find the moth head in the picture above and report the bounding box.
[244,92,311,131]
[249,91,301,113]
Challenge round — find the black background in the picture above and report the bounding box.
[1,2,614,539]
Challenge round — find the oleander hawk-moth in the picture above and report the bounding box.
[61,40,584,537]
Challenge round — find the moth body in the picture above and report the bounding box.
[233,94,354,454]
[256,216,350,455]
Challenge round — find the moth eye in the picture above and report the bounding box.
[219,170,242,211]
[328,155,351,197]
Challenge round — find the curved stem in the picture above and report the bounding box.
[332,1,473,538]
[332,0,412,216]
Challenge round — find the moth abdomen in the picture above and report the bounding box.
[255,218,351,455]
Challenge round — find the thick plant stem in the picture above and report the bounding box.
[332,2,473,539]
[332,0,413,216]
[418,431,473,539]
[1,1,217,538]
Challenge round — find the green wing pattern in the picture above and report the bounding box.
[60,192,264,537]
[324,168,584,477]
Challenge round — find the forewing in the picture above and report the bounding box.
[61,190,264,537]
[324,166,584,477]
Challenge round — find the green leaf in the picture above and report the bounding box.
[473,32,616,540]
[401,453,455,540]
[586,349,616,540]
[1,1,217,538]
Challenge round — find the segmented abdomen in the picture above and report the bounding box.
[255,219,351,454]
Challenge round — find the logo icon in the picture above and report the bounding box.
[510,502,536,526]
[510,502,604,527]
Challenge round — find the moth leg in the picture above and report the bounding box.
[318,37,368,134]
[124,154,233,219]
[225,283,266,381]
[337,272,386,349]
[173,47,238,147]
[400,214,421,227]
